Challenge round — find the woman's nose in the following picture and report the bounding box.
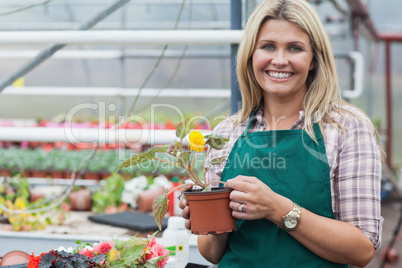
[271,50,288,66]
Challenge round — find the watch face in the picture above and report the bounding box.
[285,218,297,229]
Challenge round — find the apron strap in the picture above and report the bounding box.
[240,108,258,138]
[313,122,324,141]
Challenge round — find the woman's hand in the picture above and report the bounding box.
[224,175,292,225]
[178,184,193,231]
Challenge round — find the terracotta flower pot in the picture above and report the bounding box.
[29,188,45,203]
[20,170,30,178]
[50,170,65,179]
[30,170,48,178]
[184,187,236,235]
[83,172,100,181]
[137,186,166,212]
[100,172,111,180]
[64,170,75,180]
[0,169,11,178]
[0,250,30,266]
[69,189,91,211]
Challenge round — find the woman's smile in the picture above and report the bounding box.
[266,71,294,80]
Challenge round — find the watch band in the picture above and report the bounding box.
[279,203,301,232]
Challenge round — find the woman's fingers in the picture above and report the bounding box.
[182,184,194,191]
[224,175,279,220]
[225,175,258,192]
[179,198,192,230]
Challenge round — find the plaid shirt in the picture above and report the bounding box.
[206,104,383,248]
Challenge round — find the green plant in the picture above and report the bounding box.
[65,150,85,173]
[48,149,68,171]
[118,118,229,229]
[0,176,66,231]
[29,232,169,268]
[33,149,53,172]
[15,149,32,175]
[106,232,168,267]
[0,148,21,175]
[91,173,126,213]
[86,157,103,173]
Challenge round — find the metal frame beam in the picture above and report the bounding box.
[0,0,131,92]
[0,30,243,46]
[230,0,242,114]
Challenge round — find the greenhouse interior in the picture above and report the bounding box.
[0,0,402,267]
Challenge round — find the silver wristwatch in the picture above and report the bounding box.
[279,203,301,232]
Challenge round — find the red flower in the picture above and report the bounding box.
[93,241,114,255]
[144,238,169,268]
[28,252,45,268]
[79,248,95,259]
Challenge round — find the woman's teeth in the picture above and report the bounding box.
[267,71,292,79]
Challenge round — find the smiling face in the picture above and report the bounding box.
[252,19,315,103]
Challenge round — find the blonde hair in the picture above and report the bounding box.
[236,0,385,159]
[237,0,344,138]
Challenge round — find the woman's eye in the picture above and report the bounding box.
[289,46,302,52]
[262,44,275,51]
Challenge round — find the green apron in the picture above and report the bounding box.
[218,112,348,267]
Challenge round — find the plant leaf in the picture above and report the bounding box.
[205,134,229,150]
[145,254,169,267]
[175,118,195,139]
[167,141,181,156]
[152,193,169,230]
[117,152,155,171]
[38,253,56,268]
[177,151,191,169]
[210,156,227,165]
[73,258,87,268]
[148,145,169,153]
[90,254,106,263]
[112,239,128,251]
[109,258,135,268]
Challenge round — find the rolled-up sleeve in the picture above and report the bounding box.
[334,112,383,248]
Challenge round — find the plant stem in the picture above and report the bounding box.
[184,165,205,189]
[204,180,225,188]
[165,180,225,196]
[204,163,212,174]
[190,151,199,170]
[203,147,212,181]
[165,183,195,195]
[179,137,183,153]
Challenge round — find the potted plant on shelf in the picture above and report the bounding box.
[48,149,67,179]
[82,154,100,181]
[91,173,127,214]
[64,150,85,179]
[118,119,235,235]
[0,147,20,177]
[30,149,51,178]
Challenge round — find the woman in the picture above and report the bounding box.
[180,0,383,267]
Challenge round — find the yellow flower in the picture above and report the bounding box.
[189,130,205,152]
[107,248,119,261]
[14,197,26,209]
